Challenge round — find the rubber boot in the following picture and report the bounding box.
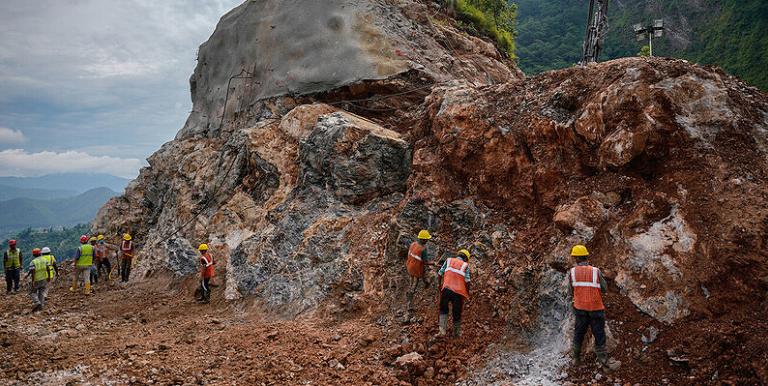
[437,314,448,337]
[69,279,77,292]
[571,344,582,367]
[452,321,462,337]
[84,282,91,295]
[595,345,621,371]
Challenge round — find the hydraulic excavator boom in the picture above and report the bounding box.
[581,0,609,65]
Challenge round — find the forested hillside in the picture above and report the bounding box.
[0,188,118,235]
[515,0,768,90]
[4,224,91,260]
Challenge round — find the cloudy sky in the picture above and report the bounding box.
[0,0,243,178]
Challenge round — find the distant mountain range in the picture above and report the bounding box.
[0,187,119,235]
[0,173,129,237]
[0,185,78,201]
[0,173,130,196]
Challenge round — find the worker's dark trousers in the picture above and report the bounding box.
[5,268,20,292]
[573,309,606,348]
[97,259,111,280]
[439,289,464,321]
[199,277,211,302]
[120,259,132,282]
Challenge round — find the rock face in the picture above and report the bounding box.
[180,0,520,138]
[94,1,768,384]
[94,0,520,314]
[300,112,411,205]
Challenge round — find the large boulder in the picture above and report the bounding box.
[299,112,412,205]
[179,0,520,138]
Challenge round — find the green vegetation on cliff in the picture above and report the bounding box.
[515,0,768,90]
[451,0,518,58]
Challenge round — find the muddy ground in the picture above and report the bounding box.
[2,265,765,385]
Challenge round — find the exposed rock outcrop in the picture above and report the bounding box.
[94,1,768,384]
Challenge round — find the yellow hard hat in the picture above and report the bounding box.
[198,243,209,251]
[571,244,589,257]
[97,235,104,241]
[89,236,97,243]
[417,230,432,240]
[123,233,132,241]
[458,249,470,260]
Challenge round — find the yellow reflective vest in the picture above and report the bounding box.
[31,257,50,282]
[42,254,57,279]
[5,249,21,269]
[77,244,94,267]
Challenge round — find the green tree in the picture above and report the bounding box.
[638,45,651,57]
[514,0,768,90]
[447,0,518,58]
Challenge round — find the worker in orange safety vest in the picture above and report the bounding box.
[405,230,432,318]
[119,233,134,283]
[568,244,620,371]
[197,243,215,303]
[436,249,471,337]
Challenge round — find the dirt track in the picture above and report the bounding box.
[0,271,512,386]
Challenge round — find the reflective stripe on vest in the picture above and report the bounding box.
[406,242,425,278]
[6,249,21,269]
[43,254,56,279]
[201,253,214,278]
[570,266,601,288]
[446,261,468,277]
[121,241,133,252]
[571,265,605,311]
[441,258,469,299]
[32,257,50,282]
[78,244,94,267]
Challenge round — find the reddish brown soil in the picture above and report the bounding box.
[1,260,767,386]
[567,286,768,386]
[0,270,512,386]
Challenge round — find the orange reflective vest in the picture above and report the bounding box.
[121,240,134,259]
[95,244,107,261]
[201,253,214,278]
[570,265,605,311]
[441,258,469,299]
[406,242,425,278]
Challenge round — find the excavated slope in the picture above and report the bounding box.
[93,1,768,384]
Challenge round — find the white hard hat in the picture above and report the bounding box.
[41,247,51,254]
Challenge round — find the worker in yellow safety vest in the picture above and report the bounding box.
[71,235,94,295]
[4,239,22,294]
[26,248,51,312]
[40,247,58,280]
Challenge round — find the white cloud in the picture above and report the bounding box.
[0,0,243,160]
[0,127,25,143]
[0,149,143,178]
